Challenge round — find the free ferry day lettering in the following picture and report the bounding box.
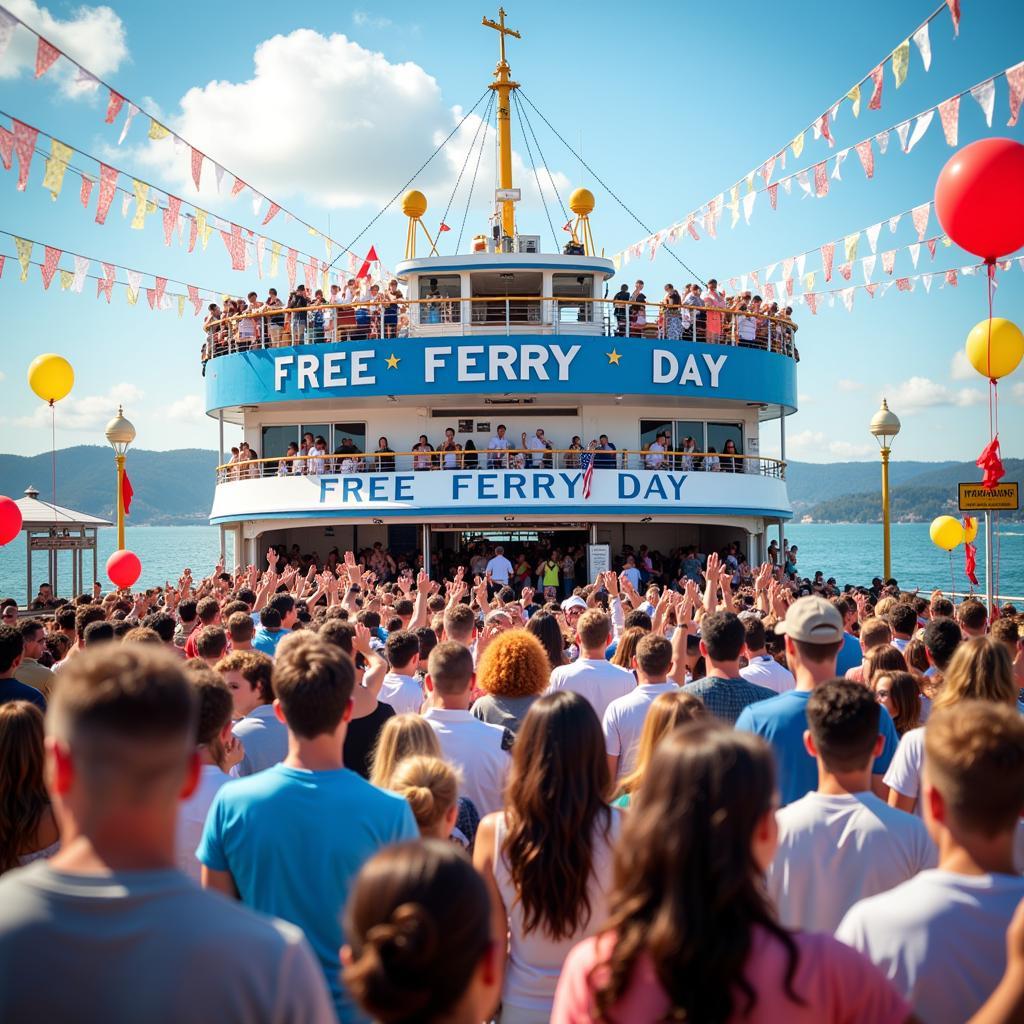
[319,471,689,504]
[272,344,728,390]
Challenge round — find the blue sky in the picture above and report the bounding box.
[0,0,1022,463]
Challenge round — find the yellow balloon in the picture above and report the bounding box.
[963,516,978,544]
[27,354,74,404]
[930,515,964,552]
[965,318,1024,380]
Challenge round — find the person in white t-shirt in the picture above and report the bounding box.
[644,433,667,470]
[485,546,514,587]
[768,681,935,934]
[739,615,795,694]
[487,424,512,468]
[550,609,635,722]
[837,701,1024,1024]
[525,428,550,468]
[603,633,678,780]
[175,668,242,881]
[379,630,424,715]
[422,641,511,815]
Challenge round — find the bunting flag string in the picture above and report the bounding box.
[0,2,360,261]
[791,257,1024,315]
[0,228,235,314]
[614,61,1024,268]
[0,110,379,287]
[611,2,965,267]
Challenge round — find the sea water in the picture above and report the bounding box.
[0,523,1021,603]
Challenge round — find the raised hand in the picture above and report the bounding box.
[353,623,374,655]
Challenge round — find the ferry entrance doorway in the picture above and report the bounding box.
[431,526,590,590]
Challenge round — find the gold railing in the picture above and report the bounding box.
[215,448,786,483]
[200,295,798,361]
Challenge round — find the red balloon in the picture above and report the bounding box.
[934,138,1024,261]
[107,549,142,589]
[0,496,22,546]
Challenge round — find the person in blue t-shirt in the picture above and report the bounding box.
[736,596,898,808]
[251,593,296,657]
[831,595,863,678]
[198,631,419,1023]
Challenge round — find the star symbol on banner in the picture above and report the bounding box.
[606,349,622,365]
[385,353,400,369]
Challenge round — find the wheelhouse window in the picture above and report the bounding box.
[470,271,541,325]
[553,273,594,322]
[332,423,366,454]
[419,274,461,324]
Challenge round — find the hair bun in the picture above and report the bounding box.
[369,902,439,970]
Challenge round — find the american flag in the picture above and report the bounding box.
[580,450,594,499]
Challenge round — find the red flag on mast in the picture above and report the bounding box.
[438,222,451,232]
[355,245,379,279]
[122,471,134,516]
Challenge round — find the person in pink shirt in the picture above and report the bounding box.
[703,278,726,342]
[551,722,912,1024]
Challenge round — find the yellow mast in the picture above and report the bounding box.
[482,7,520,239]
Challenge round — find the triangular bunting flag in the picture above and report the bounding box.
[79,173,93,208]
[862,254,877,282]
[847,83,862,117]
[163,195,182,246]
[126,270,142,305]
[840,287,855,312]
[187,285,202,315]
[768,183,778,209]
[40,246,61,289]
[0,126,11,171]
[805,293,818,315]
[909,243,921,268]
[865,222,882,254]
[946,0,960,36]
[844,233,860,262]
[791,132,805,159]
[927,238,938,259]
[882,250,896,275]
[912,23,932,71]
[970,79,995,127]
[838,262,853,281]
[813,162,828,197]
[72,255,88,293]
[287,248,298,290]
[190,148,204,190]
[270,241,281,277]
[262,202,281,226]
[14,238,32,281]
[865,283,878,298]
[1006,61,1024,127]
[855,139,874,179]
[97,263,115,302]
[155,276,167,306]
[820,242,836,281]
[105,90,125,125]
[13,120,39,192]
[35,37,60,79]
[939,95,960,145]
[892,40,910,88]
[895,120,912,153]
[803,271,816,290]
[219,225,246,271]
[255,236,265,279]
[148,119,171,141]
[742,190,756,224]
[868,65,884,110]
[59,269,73,291]
[831,150,848,181]
[231,177,246,197]
[118,103,138,145]
[889,214,902,233]
[130,180,151,230]
[796,253,807,278]
[819,112,834,148]
[946,269,958,287]
[41,138,72,200]
[895,277,913,292]
[911,202,930,240]
[95,164,118,224]
[907,110,933,152]
[922,273,933,293]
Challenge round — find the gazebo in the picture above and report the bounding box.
[14,486,112,606]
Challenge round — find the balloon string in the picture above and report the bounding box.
[50,401,56,524]
[987,263,995,442]
[949,550,955,599]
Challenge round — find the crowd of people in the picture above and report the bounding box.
[222,425,750,479]
[1,540,1024,1023]
[200,276,798,362]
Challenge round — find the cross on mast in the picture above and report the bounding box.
[482,7,521,239]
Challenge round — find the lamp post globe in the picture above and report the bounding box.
[869,398,900,581]
[105,406,136,549]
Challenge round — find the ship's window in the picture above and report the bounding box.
[640,420,673,452]
[553,273,593,322]
[706,422,743,457]
[419,274,461,324]
[332,423,367,453]
[261,426,299,459]
[470,272,541,325]
[301,423,330,449]
[674,421,705,451]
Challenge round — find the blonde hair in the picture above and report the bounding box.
[932,636,1016,713]
[369,713,441,787]
[610,627,646,670]
[389,755,459,837]
[614,690,707,801]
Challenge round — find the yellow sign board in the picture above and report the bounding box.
[958,482,1019,511]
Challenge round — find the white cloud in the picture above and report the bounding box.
[133,28,569,213]
[885,376,985,413]
[0,0,128,98]
[352,11,393,29]
[783,430,874,461]
[950,349,975,381]
[1,383,143,432]
[166,395,204,422]
[837,379,863,392]
[1012,381,1024,402]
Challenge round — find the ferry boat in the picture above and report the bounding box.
[203,8,797,576]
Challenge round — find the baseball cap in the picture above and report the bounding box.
[774,596,844,644]
[561,596,587,613]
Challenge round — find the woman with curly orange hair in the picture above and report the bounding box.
[473,629,551,733]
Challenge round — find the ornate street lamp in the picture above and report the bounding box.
[869,398,901,580]
[104,406,136,550]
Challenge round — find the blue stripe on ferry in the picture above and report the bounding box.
[210,505,794,525]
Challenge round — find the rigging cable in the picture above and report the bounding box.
[329,88,491,271]
[437,90,494,254]
[518,88,706,287]
[515,93,570,229]
[456,91,495,254]
[512,92,558,251]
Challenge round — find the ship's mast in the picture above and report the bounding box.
[482,7,521,239]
